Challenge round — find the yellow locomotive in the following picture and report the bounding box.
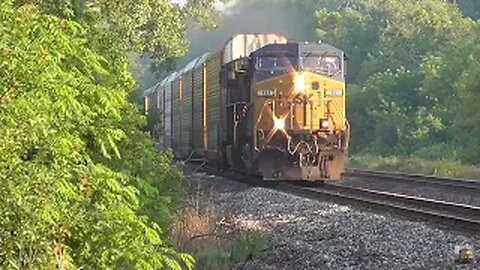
[144,33,349,181]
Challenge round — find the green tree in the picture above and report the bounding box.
[316,0,470,83]
[443,25,480,163]
[0,0,228,267]
[314,0,473,157]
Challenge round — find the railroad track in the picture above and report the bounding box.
[194,163,480,231]
[277,182,480,232]
[343,168,480,191]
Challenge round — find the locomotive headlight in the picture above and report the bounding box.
[274,118,285,130]
[294,74,306,93]
[320,119,329,129]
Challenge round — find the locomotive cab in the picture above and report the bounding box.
[224,41,349,181]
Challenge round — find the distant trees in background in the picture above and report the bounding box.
[304,0,480,163]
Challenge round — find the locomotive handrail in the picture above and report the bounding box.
[344,120,350,150]
[253,100,273,151]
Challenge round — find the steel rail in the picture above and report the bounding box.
[277,183,480,231]
[194,163,480,231]
[343,168,480,191]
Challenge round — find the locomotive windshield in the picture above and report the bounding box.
[253,53,342,81]
[300,54,341,76]
[254,56,297,81]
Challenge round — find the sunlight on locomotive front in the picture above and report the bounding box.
[251,43,349,180]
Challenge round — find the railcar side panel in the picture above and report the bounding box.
[181,71,193,158]
[144,85,155,115]
[150,86,158,112]
[164,74,175,150]
[205,52,222,160]
[192,59,208,156]
[171,77,183,157]
[155,83,164,146]
[155,84,162,110]
[192,67,204,155]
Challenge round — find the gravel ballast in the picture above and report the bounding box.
[183,170,480,270]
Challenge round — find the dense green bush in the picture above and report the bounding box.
[0,3,192,269]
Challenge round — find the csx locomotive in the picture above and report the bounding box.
[144,33,349,181]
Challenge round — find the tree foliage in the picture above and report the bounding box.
[299,0,480,162]
[315,0,470,83]
[0,0,229,267]
[444,25,480,163]
[11,0,228,73]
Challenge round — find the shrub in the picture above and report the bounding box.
[229,231,268,264]
[0,3,190,268]
[170,195,268,269]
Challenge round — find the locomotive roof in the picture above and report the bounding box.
[251,41,344,57]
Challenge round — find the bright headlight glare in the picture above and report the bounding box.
[321,119,329,129]
[294,75,306,92]
[274,118,285,130]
